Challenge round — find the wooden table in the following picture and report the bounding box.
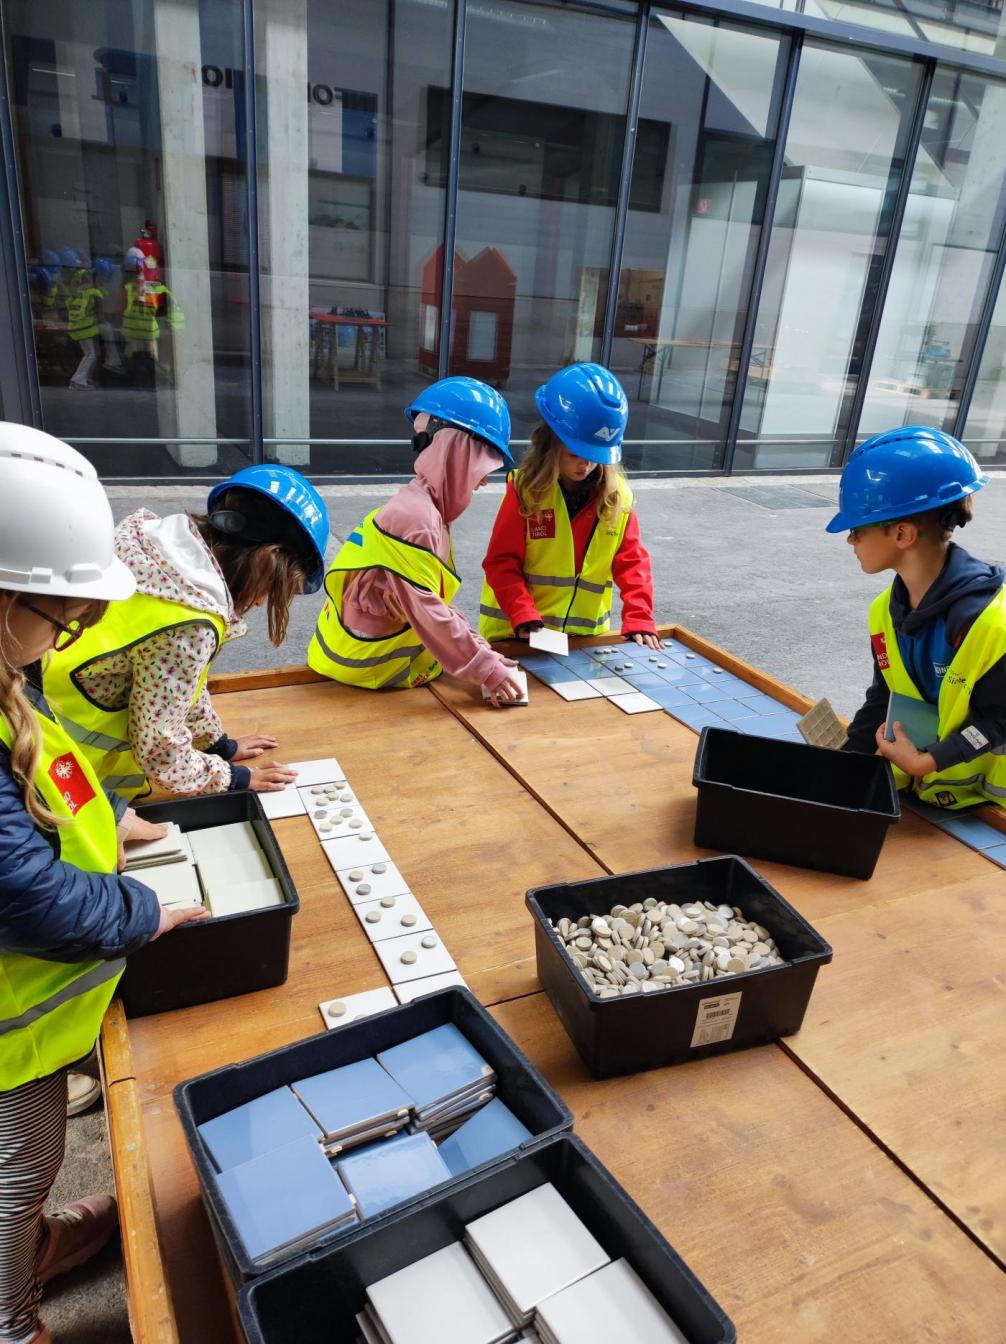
[102,632,1006,1342]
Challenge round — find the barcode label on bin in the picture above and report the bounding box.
[690,992,742,1048]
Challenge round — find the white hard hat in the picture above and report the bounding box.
[0,423,135,601]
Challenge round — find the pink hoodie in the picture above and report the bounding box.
[342,418,511,689]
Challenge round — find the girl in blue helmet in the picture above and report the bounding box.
[480,363,658,648]
[831,427,1006,810]
[44,467,329,799]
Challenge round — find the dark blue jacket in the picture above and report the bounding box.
[846,544,1006,767]
[0,664,160,963]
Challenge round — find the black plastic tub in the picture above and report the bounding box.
[527,855,832,1078]
[175,987,573,1282]
[693,726,900,879]
[239,1134,736,1344]
[119,791,298,1018]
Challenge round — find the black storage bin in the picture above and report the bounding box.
[693,726,900,879]
[239,1134,735,1344]
[527,855,832,1079]
[175,987,573,1282]
[118,792,298,1018]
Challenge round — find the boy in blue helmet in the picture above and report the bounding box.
[44,466,329,799]
[480,363,658,647]
[308,377,525,703]
[830,426,1006,809]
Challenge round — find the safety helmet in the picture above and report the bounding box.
[58,246,88,270]
[405,377,514,469]
[207,465,330,594]
[30,265,57,294]
[826,426,990,534]
[123,247,145,274]
[41,248,61,269]
[0,424,135,601]
[92,256,117,283]
[535,363,628,465]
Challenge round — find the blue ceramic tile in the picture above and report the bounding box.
[923,810,1006,852]
[651,665,705,688]
[524,662,582,686]
[714,699,765,723]
[683,681,735,704]
[664,650,717,671]
[620,671,666,690]
[694,667,748,689]
[742,714,803,741]
[734,691,790,714]
[666,704,730,732]
[982,843,1006,867]
[646,685,696,710]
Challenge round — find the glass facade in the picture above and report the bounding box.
[2,0,1006,478]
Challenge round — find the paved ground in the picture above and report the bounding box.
[53,470,1006,1340]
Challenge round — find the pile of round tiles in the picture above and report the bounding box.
[551,899,784,998]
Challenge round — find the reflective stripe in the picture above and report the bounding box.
[53,712,131,755]
[312,621,425,670]
[103,773,147,793]
[479,604,509,622]
[562,612,611,630]
[0,959,125,1039]
[523,572,613,595]
[924,772,1006,800]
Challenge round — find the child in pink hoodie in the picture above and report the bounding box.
[308,379,524,704]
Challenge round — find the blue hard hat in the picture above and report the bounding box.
[535,363,628,465]
[826,426,990,534]
[58,247,87,270]
[92,256,116,282]
[207,465,330,593]
[30,265,57,294]
[405,377,514,469]
[41,249,61,269]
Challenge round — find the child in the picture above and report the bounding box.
[307,377,525,705]
[480,362,659,649]
[63,255,104,392]
[830,425,1006,809]
[0,423,206,1344]
[45,465,329,800]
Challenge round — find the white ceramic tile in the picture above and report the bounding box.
[318,986,398,1030]
[528,628,568,656]
[196,848,274,887]
[535,1258,688,1343]
[366,1241,513,1344]
[122,822,192,868]
[608,692,662,714]
[393,971,468,1003]
[354,891,433,943]
[551,681,602,702]
[481,668,528,707]
[136,862,204,909]
[300,795,373,842]
[336,860,411,906]
[259,787,307,820]
[204,877,285,918]
[285,758,346,786]
[583,675,635,697]
[188,822,261,863]
[321,832,391,871]
[375,930,457,985]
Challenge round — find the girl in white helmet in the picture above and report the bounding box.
[0,424,207,1344]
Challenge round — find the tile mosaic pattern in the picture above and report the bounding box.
[518,639,806,743]
[904,797,1006,868]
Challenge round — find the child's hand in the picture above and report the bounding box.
[485,669,525,708]
[117,807,168,872]
[875,722,936,777]
[515,621,544,640]
[627,632,663,651]
[232,734,279,761]
[248,762,298,792]
[152,904,211,939]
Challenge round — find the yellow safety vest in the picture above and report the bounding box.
[44,593,226,800]
[479,473,632,641]
[121,284,184,341]
[307,510,461,690]
[870,584,1006,808]
[66,286,102,342]
[0,709,124,1091]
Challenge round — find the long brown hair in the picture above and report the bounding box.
[0,593,107,827]
[191,504,310,647]
[515,424,628,524]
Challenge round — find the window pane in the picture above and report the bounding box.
[747,0,1006,58]
[611,10,788,471]
[734,44,923,470]
[9,0,252,477]
[257,0,453,474]
[859,72,1006,443]
[449,0,636,444]
[962,273,1006,465]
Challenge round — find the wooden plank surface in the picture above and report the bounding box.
[493,992,1006,1342]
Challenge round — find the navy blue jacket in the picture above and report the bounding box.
[845,544,1006,767]
[0,665,161,964]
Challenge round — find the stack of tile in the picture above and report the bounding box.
[377,1024,496,1140]
[358,1242,520,1344]
[535,1259,689,1344]
[190,821,285,916]
[121,822,192,871]
[335,1131,452,1220]
[291,1058,412,1155]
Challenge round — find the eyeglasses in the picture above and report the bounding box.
[848,523,886,542]
[20,601,86,652]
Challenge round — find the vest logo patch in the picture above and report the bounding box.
[871,632,890,670]
[932,662,948,678]
[48,752,96,815]
[528,510,556,540]
[935,791,957,808]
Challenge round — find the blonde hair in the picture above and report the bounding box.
[0,593,107,828]
[515,424,627,524]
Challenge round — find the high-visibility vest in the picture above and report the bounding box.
[307,510,460,690]
[479,473,632,641]
[870,584,1006,808]
[44,593,226,800]
[0,709,124,1091]
[121,283,184,341]
[66,287,102,342]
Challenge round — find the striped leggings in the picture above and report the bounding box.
[0,1071,67,1343]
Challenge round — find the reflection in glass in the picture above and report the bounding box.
[10,0,252,476]
[257,0,453,473]
[734,44,923,469]
[962,273,1006,465]
[860,70,1006,441]
[610,10,787,470]
[746,0,1006,59]
[449,0,636,443]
